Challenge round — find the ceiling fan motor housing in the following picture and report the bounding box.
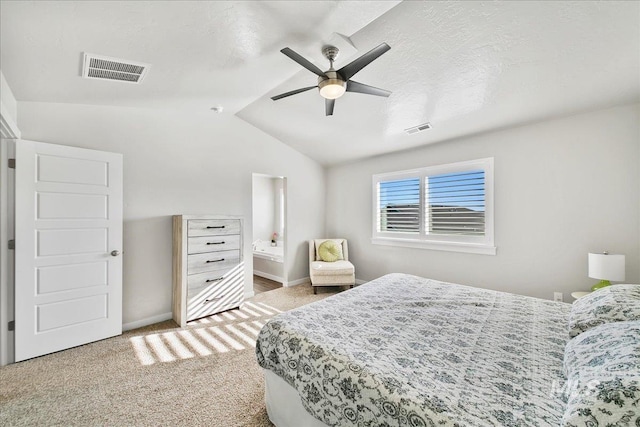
[322,45,340,62]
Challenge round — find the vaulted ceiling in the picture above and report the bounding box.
[2,1,638,165]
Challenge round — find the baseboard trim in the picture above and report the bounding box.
[284,277,310,288]
[355,279,367,286]
[122,312,173,332]
[254,270,285,284]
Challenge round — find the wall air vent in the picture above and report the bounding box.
[404,122,432,135]
[82,53,150,84]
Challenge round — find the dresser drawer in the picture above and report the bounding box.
[187,280,243,300]
[187,276,243,301]
[186,282,244,322]
[188,219,241,237]
[187,234,240,255]
[187,250,240,275]
[186,267,235,290]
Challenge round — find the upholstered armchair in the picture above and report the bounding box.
[309,239,355,294]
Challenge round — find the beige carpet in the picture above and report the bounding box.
[0,284,340,427]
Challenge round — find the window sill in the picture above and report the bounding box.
[371,237,497,255]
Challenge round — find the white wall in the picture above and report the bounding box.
[326,104,640,300]
[0,70,18,123]
[0,69,20,139]
[17,102,325,326]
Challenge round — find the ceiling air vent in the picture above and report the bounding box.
[82,53,150,84]
[404,122,432,135]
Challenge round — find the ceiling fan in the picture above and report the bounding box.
[271,43,391,116]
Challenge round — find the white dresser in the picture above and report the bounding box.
[172,215,244,327]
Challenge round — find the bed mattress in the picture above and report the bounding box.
[256,273,572,426]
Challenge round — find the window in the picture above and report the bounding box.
[372,158,495,255]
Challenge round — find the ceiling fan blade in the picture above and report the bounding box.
[271,86,317,101]
[346,80,391,97]
[337,42,390,81]
[280,48,326,78]
[325,98,335,116]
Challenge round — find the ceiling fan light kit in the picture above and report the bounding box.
[272,42,392,116]
[318,71,346,99]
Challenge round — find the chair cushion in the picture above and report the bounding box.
[310,260,354,276]
[318,240,344,262]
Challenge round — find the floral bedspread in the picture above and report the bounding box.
[256,273,571,426]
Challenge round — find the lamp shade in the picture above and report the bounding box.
[588,253,625,281]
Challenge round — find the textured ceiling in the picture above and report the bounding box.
[238,1,640,165]
[0,1,398,113]
[1,1,639,166]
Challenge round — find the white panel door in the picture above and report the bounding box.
[14,140,123,362]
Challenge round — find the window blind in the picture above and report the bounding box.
[377,178,420,233]
[426,170,485,236]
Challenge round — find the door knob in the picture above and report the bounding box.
[110,250,121,257]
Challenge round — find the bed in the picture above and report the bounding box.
[255,273,640,426]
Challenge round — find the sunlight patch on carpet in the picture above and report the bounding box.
[238,322,261,335]
[163,331,195,359]
[257,302,283,313]
[129,317,276,365]
[194,328,230,353]
[145,333,178,363]
[210,326,245,350]
[243,301,275,315]
[128,298,286,365]
[177,330,212,356]
[225,324,257,347]
[130,336,156,366]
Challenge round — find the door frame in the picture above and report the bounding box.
[1,98,21,365]
[251,173,288,289]
[0,100,21,365]
[0,138,16,366]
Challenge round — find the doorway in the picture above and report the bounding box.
[251,174,287,294]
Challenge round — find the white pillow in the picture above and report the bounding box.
[568,284,640,338]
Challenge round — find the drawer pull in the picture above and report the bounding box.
[206,241,225,245]
[204,296,224,305]
[206,225,225,229]
[206,258,225,263]
[205,278,224,283]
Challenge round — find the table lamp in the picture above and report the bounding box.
[588,252,625,291]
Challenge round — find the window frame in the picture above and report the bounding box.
[371,158,496,255]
